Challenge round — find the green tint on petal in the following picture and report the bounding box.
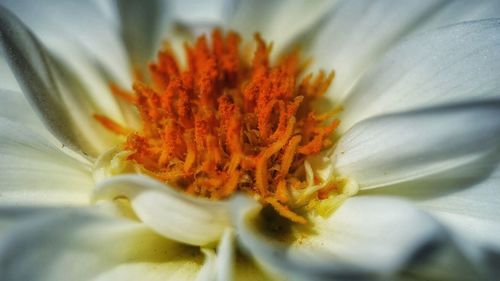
[0,118,93,206]
[93,174,231,246]
[0,208,203,281]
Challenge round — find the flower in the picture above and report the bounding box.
[1,0,500,280]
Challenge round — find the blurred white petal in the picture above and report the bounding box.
[0,55,19,91]
[230,195,481,280]
[420,0,500,30]
[196,249,217,281]
[229,0,336,54]
[216,229,236,281]
[1,0,130,85]
[333,101,500,189]
[115,0,169,71]
[0,118,93,206]
[364,160,500,252]
[0,89,56,142]
[171,0,228,24]
[0,7,121,156]
[0,207,203,281]
[93,174,231,246]
[341,19,500,130]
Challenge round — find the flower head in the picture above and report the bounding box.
[0,1,500,281]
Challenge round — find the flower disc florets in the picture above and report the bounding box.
[95,30,340,223]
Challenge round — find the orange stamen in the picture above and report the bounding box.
[96,29,339,223]
[93,114,131,135]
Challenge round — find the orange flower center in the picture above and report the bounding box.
[95,29,340,224]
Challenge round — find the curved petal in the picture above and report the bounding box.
[0,89,56,141]
[195,228,272,281]
[0,118,93,206]
[368,161,500,257]
[115,0,169,72]
[0,55,19,91]
[341,19,500,130]
[196,249,217,281]
[231,195,482,280]
[215,229,235,281]
[92,174,231,246]
[419,0,500,30]
[307,0,500,104]
[332,101,500,189]
[0,207,203,281]
[228,0,337,54]
[1,0,130,85]
[0,7,82,153]
[306,0,448,102]
[0,7,121,156]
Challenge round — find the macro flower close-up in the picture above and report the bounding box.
[1,0,500,280]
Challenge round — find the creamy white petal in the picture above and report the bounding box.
[420,0,500,31]
[367,161,500,251]
[422,176,500,248]
[93,174,231,246]
[229,0,336,54]
[115,0,168,71]
[196,249,217,281]
[0,89,57,142]
[1,0,130,85]
[307,0,500,104]
[333,101,500,189]
[216,229,235,281]
[231,195,480,280]
[0,208,203,281]
[0,55,19,91]
[0,7,121,156]
[171,0,228,24]
[307,0,447,102]
[195,228,270,281]
[1,1,130,135]
[341,19,500,130]
[0,118,93,206]
[0,7,83,153]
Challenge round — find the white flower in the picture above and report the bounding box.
[1,0,500,280]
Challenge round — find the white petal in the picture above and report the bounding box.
[1,1,131,141]
[0,89,56,141]
[333,102,500,189]
[230,195,478,280]
[93,174,231,246]
[0,207,203,281]
[420,0,500,30]
[115,0,169,71]
[307,0,446,102]
[0,118,93,206]
[0,7,121,156]
[341,19,500,130]
[195,228,270,281]
[369,161,500,249]
[196,249,217,281]
[216,229,236,281]
[228,0,336,54]
[0,55,19,91]
[307,0,500,104]
[171,0,228,24]
[1,0,130,85]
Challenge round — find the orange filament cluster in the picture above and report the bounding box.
[95,30,339,224]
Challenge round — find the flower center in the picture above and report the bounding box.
[95,29,347,224]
